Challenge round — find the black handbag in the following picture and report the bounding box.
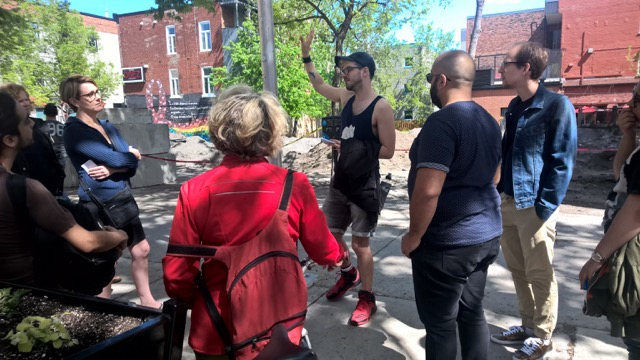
[6,174,118,295]
[79,177,139,228]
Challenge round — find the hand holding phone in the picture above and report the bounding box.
[81,160,97,172]
[320,138,336,145]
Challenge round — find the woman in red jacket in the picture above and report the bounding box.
[163,85,343,360]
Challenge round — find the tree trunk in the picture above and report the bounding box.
[468,0,485,60]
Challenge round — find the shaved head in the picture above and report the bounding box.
[432,50,476,87]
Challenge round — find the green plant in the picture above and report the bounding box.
[0,288,30,317]
[3,315,78,353]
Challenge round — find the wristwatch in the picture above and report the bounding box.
[591,250,606,264]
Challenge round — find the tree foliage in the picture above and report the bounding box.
[0,0,121,106]
[212,20,330,122]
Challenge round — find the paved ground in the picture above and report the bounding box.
[107,172,628,360]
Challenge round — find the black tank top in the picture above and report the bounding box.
[340,95,382,143]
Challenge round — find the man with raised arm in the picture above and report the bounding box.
[300,30,396,326]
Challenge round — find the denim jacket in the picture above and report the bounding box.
[501,84,577,220]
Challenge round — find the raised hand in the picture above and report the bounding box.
[299,29,315,58]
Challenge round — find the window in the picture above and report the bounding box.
[89,35,98,50]
[202,67,214,95]
[31,23,40,39]
[169,69,180,96]
[166,25,176,54]
[404,110,413,120]
[199,21,212,51]
[404,57,413,68]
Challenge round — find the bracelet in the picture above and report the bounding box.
[591,250,606,264]
[302,56,312,64]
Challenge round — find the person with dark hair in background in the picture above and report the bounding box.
[490,41,577,360]
[300,30,396,326]
[42,102,67,170]
[402,50,502,360]
[0,91,127,286]
[0,84,66,197]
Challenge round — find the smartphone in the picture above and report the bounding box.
[320,138,336,145]
[81,159,97,172]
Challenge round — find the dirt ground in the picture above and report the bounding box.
[169,128,619,216]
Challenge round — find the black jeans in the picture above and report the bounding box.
[411,236,500,360]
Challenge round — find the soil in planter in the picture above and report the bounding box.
[0,292,144,359]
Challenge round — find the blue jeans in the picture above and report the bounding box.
[411,237,500,360]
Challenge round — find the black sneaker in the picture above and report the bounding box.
[325,267,360,301]
[491,325,533,345]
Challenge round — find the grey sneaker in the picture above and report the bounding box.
[512,337,553,360]
[490,326,532,345]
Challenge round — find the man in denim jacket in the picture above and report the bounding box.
[490,42,577,360]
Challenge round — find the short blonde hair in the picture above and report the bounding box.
[59,75,98,112]
[208,87,287,160]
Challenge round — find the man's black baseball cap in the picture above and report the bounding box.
[335,52,376,78]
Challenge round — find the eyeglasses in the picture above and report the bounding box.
[426,73,451,83]
[501,61,520,68]
[339,66,362,75]
[80,89,101,101]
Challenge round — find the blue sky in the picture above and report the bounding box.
[69,0,545,45]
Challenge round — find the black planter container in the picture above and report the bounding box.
[0,282,187,360]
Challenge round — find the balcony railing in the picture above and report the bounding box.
[473,48,562,86]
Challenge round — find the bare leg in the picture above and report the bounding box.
[96,283,112,299]
[351,235,373,291]
[129,239,160,308]
[333,232,352,268]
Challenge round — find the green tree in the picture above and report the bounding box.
[0,0,120,106]
[212,20,331,132]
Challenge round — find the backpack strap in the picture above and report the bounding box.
[166,244,217,257]
[278,169,295,211]
[195,273,236,360]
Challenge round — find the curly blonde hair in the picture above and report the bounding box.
[208,86,287,160]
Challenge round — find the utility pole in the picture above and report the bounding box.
[257,0,281,166]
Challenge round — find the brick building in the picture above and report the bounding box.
[559,0,640,119]
[465,6,561,119]
[114,2,246,122]
[80,13,124,108]
[465,0,640,122]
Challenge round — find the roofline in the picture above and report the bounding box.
[113,9,157,22]
[467,7,545,20]
[79,12,117,22]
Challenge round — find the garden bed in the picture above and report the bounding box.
[0,283,186,360]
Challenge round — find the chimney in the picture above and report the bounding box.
[105,7,109,18]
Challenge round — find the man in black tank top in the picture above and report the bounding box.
[301,30,396,326]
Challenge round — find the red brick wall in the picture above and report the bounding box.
[81,14,118,34]
[472,84,562,120]
[118,6,224,96]
[466,9,546,68]
[560,0,640,80]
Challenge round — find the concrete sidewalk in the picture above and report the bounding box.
[108,174,627,360]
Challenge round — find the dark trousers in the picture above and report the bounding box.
[411,236,500,360]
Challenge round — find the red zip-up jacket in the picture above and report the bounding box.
[163,155,342,355]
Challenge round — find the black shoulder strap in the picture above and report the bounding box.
[278,169,295,211]
[195,273,236,360]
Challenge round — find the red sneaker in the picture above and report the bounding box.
[326,267,360,301]
[349,290,377,326]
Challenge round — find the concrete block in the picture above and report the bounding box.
[99,108,153,124]
[64,152,177,189]
[114,123,171,154]
[130,152,177,188]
